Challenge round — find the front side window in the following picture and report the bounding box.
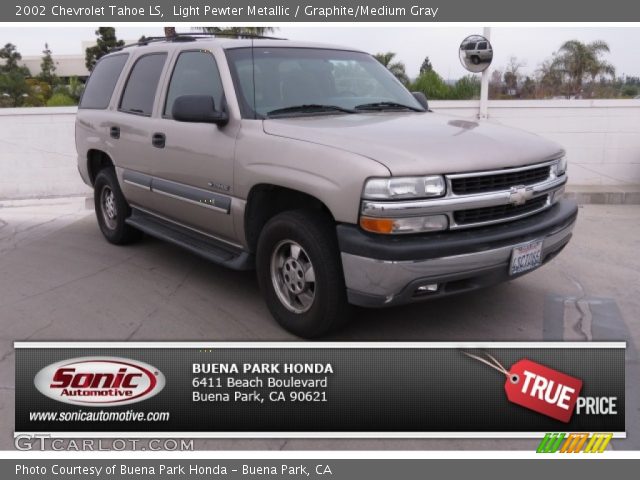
[225,47,422,118]
[164,51,225,117]
[79,54,128,109]
[119,53,167,116]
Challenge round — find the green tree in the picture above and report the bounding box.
[53,75,84,102]
[374,52,409,85]
[552,39,615,97]
[537,59,563,98]
[419,56,433,74]
[0,71,30,107]
[23,78,52,106]
[451,75,481,99]
[0,43,31,107]
[520,77,537,99]
[0,43,22,72]
[489,69,504,98]
[38,43,58,88]
[410,70,452,99]
[85,27,125,71]
[47,92,76,106]
[67,76,84,101]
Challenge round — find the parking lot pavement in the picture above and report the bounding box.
[1,199,638,450]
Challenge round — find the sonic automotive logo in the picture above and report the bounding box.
[34,357,165,407]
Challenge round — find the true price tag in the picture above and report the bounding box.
[464,352,583,423]
[506,359,582,423]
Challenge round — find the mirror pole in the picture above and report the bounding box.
[478,27,492,120]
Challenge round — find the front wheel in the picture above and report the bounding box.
[256,210,350,338]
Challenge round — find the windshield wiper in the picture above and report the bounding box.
[355,101,424,112]
[266,104,356,117]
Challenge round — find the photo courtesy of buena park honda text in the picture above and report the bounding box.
[0,0,639,477]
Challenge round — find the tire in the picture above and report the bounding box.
[471,55,480,65]
[94,168,142,245]
[256,210,350,338]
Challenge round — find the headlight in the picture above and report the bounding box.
[553,156,567,177]
[360,214,449,234]
[363,176,446,200]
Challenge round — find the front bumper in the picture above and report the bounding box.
[338,199,578,307]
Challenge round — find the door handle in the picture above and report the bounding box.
[152,132,166,148]
[110,126,120,139]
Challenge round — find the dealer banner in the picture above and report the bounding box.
[14,342,625,437]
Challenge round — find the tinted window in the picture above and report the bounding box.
[79,54,128,109]
[478,42,488,50]
[120,53,167,115]
[164,51,225,117]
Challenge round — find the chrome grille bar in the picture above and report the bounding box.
[361,160,567,230]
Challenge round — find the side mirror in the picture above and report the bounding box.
[412,91,430,111]
[172,95,228,126]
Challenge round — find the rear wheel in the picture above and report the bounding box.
[94,168,141,245]
[256,210,350,338]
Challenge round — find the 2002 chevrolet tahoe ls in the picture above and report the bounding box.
[76,35,577,337]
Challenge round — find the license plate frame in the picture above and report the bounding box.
[509,239,544,276]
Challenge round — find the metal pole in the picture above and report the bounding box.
[479,26,491,120]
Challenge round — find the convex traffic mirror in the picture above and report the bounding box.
[459,35,493,72]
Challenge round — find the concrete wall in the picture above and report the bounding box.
[0,100,639,199]
[0,107,90,200]
[432,99,640,186]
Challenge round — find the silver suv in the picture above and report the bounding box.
[76,35,576,337]
[461,38,493,65]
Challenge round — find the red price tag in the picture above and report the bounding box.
[464,352,583,423]
[505,359,582,423]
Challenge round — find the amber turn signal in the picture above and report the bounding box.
[359,216,395,234]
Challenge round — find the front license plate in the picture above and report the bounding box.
[509,240,543,276]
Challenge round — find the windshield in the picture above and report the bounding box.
[225,47,423,118]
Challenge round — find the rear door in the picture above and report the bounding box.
[147,49,238,243]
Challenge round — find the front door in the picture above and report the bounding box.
[148,49,238,243]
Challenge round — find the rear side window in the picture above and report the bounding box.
[164,51,225,117]
[119,53,167,116]
[79,54,128,109]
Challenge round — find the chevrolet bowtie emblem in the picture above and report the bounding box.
[509,185,534,206]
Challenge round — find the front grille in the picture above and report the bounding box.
[454,195,548,225]
[451,165,551,195]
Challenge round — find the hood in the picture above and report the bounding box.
[263,112,564,176]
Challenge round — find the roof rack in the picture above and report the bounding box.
[110,31,286,52]
[174,32,286,40]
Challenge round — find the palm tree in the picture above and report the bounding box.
[374,52,409,85]
[192,27,276,37]
[552,40,615,98]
